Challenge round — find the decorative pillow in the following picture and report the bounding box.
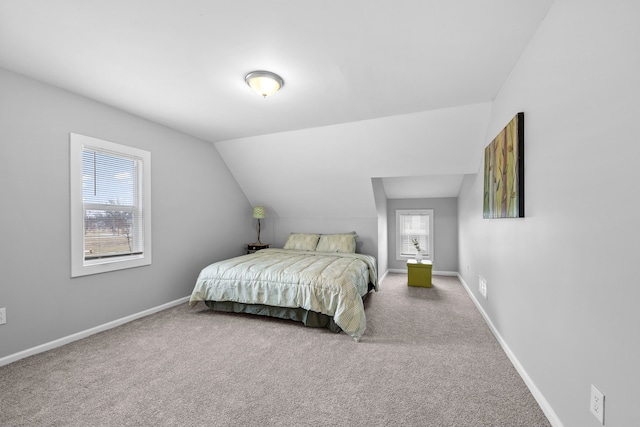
[283,233,320,251]
[315,233,358,253]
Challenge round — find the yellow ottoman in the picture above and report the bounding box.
[407,259,432,288]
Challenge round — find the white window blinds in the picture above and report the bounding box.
[399,212,429,256]
[81,147,144,260]
[396,209,434,261]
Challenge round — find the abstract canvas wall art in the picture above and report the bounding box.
[483,112,524,218]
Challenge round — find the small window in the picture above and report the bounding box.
[396,209,434,261]
[70,133,151,277]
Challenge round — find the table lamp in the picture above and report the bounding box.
[252,206,265,244]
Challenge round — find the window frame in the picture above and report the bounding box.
[70,133,152,277]
[395,209,434,261]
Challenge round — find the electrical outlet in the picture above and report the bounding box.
[590,384,605,424]
[0,307,6,325]
[478,276,487,299]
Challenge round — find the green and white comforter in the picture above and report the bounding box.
[189,249,378,341]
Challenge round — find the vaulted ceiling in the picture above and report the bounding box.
[0,0,554,203]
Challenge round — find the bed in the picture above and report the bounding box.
[189,233,378,341]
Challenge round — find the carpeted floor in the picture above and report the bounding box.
[0,273,551,426]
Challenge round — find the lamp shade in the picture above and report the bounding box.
[252,206,265,219]
[245,71,284,97]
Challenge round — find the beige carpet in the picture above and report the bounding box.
[0,273,550,426]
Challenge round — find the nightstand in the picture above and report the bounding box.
[407,259,432,288]
[247,243,269,254]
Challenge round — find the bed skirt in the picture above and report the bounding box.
[204,301,342,333]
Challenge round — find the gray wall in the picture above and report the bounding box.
[371,178,389,277]
[457,1,640,425]
[387,198,458,273]
[0,68,254,359]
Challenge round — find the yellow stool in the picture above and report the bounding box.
[407,259,432,288]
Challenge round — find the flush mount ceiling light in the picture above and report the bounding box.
[245,70,284,98]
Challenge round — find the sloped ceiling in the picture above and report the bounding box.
[0,0,554,209]
[216,102,492,218]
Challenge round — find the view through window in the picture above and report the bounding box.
[82,148,143,260]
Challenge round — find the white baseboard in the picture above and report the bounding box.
[387,268,457,276]
[456,273,563,427]
[377,269,389,285]
[0,296,190,368]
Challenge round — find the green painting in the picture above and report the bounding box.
[483,112,524,218]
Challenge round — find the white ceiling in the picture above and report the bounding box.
[0,0,554,201]
[382,175,466,200]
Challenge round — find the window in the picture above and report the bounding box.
[70,133,151,277]
[396,209,434,261]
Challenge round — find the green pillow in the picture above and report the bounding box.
[315,233,358,253]
[283,233,320,251]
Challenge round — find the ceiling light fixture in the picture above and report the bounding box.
[245,70,284,98]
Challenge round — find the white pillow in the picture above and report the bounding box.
[315,233,358,253]
[283,233,320,251]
